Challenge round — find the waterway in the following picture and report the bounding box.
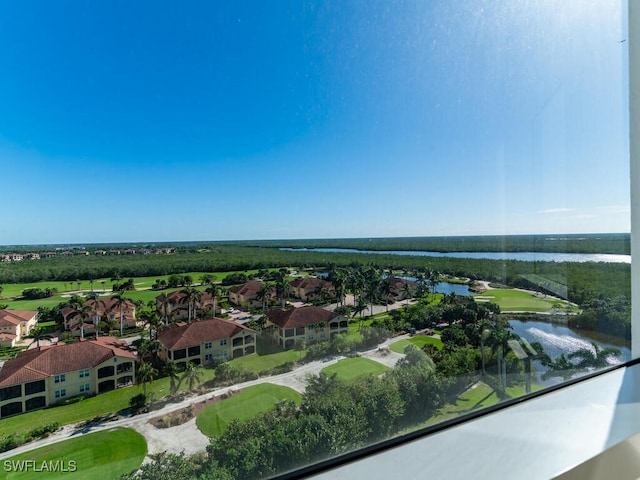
[281,247,631,264]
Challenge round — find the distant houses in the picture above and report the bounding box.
[228,281,268,310]
[265,306,348,349]
[155,290,218,321]
[290,277,335,302]
[61,298,137,337]
[0,309,38,347]
[157,317,256,368]
[0,247,176,262]
[0,336,136,418]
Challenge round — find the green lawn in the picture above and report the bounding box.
[230,350,300,374]
[390,335,443,354]
[0,366,217,442]
[474,288,577,312]
[320,357,389,382]
[0,428,146,480]
[196,383,302,437]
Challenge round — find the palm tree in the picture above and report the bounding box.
[402,282,413,306]
[378,277,394,312]
[86,292,106,337]
[180,287,202,323]
[274,277,291,308]
[256,284,273,313]
[182,362,202,392]
[101,280,106,293]
[70,300,93,340]
[156,292,172,325]
[330,269,347,307]
[199,274,215,287]
[164,360,182,395]
[139,309,161,340]
[27,326,49,349]
[111,292,129,336]
[568,342,621,369]
[205,284,222,317]
[137,363,158,399]
[428,270,440,301]
[313,283,329,304]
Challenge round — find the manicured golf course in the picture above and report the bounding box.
[474,288,577,312]
[390,335,443,354]
[0,427,146,480]
[196,383,302,438]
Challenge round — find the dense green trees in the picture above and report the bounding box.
[0,240,630,340]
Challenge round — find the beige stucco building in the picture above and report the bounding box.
[158,317,256,368]
[0,309,38,347]
[0,337,136,418]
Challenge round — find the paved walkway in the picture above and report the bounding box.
[0,342,407,460]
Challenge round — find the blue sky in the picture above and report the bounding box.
[0,1,629,245]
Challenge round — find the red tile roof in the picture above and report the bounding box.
[0,336,136,388]
[158,290,214,305]
[158,317,255,351]
[227,281,264,296]
[0,309,37,328]
[290,277,334,291]
[266,306,339,328]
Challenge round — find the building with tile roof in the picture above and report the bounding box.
[290,277,336,302]
[0,336,136,418]
[0,309,38,347]
[61,297,137,337]
[157,317,256,368]
[155,289,217,322]
[228,281,268,309]
[265,306,348,349]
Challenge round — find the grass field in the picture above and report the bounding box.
[0,269,273,312]
[0,428,146,480]
[474,288,577,312]
[196,383,302,437]
[230,350,300,373]
[320,357,389,382]
[0,365,218,442]
[390,335,443,354]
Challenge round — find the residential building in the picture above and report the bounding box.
[157,317,256,367]
[228,281,267,309]
[61,297,137,336]
[0,336,136,418]
[386,277,417,301]
[0,309,38,347]
[290,277,336,302]
[156,290,217,321]
[266,305,349,349]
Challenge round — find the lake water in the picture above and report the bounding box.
[281,247,631,264]
[398,277,472,296]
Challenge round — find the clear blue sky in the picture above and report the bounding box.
[0,1,630,245]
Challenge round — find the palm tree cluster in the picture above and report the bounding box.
[326,266,440,316]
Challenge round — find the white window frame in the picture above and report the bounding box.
[54,374,65,384]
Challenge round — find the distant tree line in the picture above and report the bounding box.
[0,245,630,339]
